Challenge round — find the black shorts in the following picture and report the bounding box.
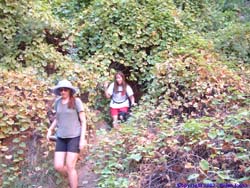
[55,136,80,153]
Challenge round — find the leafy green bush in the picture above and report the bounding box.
[173,0,250,34]
[0,0,70,70]
[0,69,52,187]
[91,105,250,187]
[0,69,51,139]
[74,0,183,83]
[212,23,250,64]
[50,0,92,19]
[142,34,247,120]
[0,67,98,187]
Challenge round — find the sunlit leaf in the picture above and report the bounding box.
[6,119,15,125]
[19,142,26,148]
[0,132,6,139]
[12,138,20,143]
[203,179,214,184]
[245,167,250,173]
[217,172,231,180]
[5,155,12,160]
[17,149,24,155]
[236,153,249,161]
[187,173,199,180]
[208,131,217,140]
[128,153,142,162]
[216,130,225,137]
[199,159,209,171]
[1,146,9,152]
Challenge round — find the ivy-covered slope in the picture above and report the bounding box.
[90,39,250,187]
[74,0,250,187]
[0,0,249,187]
[0,1,96,187]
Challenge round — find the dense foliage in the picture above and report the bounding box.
[0,0,249,187]
[89,37,250,187]
[74,0,183,84]
[212,23,250,64]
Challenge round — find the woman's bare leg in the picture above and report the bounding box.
[66,152,79,188]
[112,115,119,128]
[54,152,67,176]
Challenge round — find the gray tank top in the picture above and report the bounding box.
[55,98,84,138]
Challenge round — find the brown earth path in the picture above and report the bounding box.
[77,160,99,188]
[77,120,109,188]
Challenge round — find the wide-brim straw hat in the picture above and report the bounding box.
[52,79,78,96]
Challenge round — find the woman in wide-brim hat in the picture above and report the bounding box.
[47,79,87,188]
[52,79,78,96]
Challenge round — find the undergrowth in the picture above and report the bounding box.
[89,106,250,187]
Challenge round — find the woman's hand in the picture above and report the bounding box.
[131,102,137,107]
[47,119,57,141]
[79,139,87,151]
[46,129,53,141]
[103,81,109,89]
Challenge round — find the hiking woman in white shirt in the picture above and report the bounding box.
[104,71,135,129]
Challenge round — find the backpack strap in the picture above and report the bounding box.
[54,97,81,122]
[111,86,129,104]
[54,97,61,112]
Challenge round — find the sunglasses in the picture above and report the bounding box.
[59,88,69,92]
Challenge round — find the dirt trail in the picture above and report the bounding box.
[77,120,109,188]
[78,160,99,188]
